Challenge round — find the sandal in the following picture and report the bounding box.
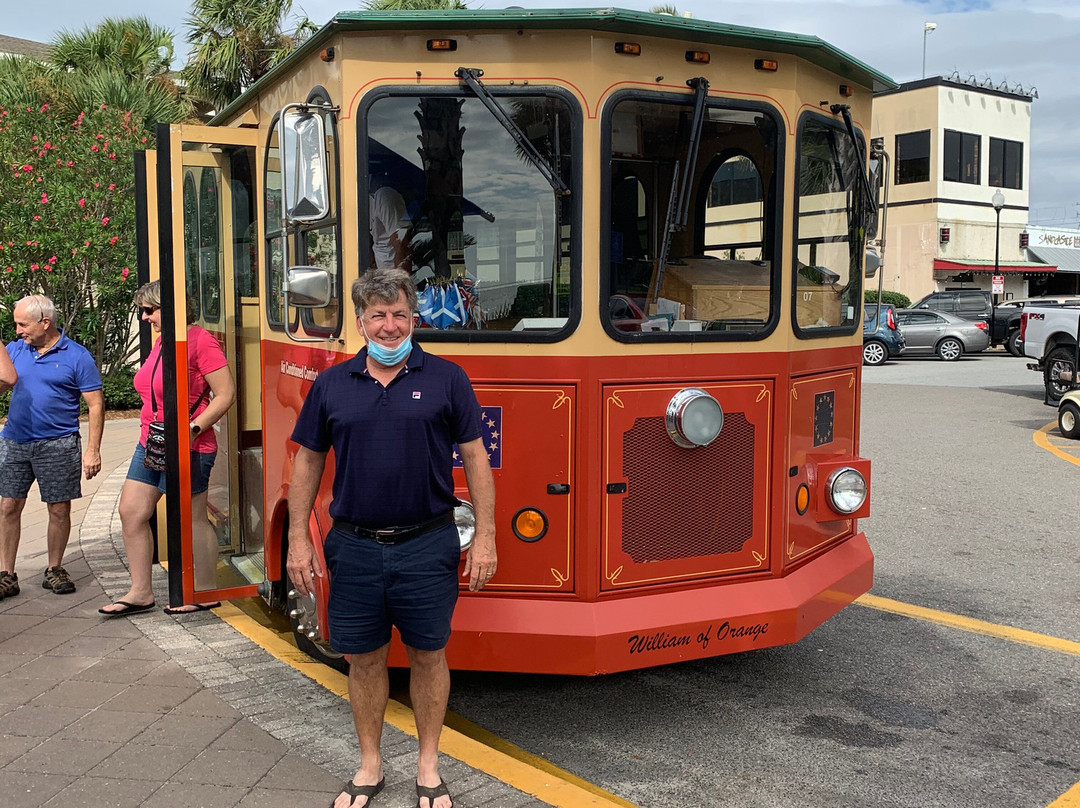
[416,780,453,808]
[332,777,384,807]
[98,600,156,617]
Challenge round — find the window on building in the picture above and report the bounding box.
[895,130,930,184]
[989,137,1023,190]
[943,129,980,184]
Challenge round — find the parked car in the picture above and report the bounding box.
[862,303,905,366]
[894,308,990,360]
[911,290,993,322]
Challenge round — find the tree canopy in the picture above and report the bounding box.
[181,0,317,113]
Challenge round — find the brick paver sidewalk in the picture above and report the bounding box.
[0,418,544,808]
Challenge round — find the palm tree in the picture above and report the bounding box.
[0,17,188,128]
[51,17,174,85]
[181,0,318,113]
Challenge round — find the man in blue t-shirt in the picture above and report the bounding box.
[0,295,104,601]
[287,268,495,808]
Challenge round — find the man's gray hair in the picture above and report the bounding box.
[352,268,418,316]
[17,294,57,324]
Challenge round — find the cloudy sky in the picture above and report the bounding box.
[8,0,1079,228]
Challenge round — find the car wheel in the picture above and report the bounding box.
[936,338,963,361]
[1006,330,1022,357]
[863,340,888,366]
[1044,346,1076,404]
[1060,401,1080,439]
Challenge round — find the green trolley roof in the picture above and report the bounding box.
[213,7,895,123]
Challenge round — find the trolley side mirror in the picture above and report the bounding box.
[284,266,331,308]
[864,245,880,278]
[281,107,329,222]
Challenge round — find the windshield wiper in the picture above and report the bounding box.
[455,67,570,196]
[654,77,710,302]
[830,104,876,211]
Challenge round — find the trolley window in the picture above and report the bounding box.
[362,91,577,337]
[182,171,201,322]
[264,119,287,328]
[793,114,866,334]
[603,93,782,339]
[197,167,221,323]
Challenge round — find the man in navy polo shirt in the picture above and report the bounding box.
[1,295,104,601]
[287,268,495,808]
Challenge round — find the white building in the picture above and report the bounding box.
[871,76,1073,302]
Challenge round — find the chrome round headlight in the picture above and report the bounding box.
[666,388,724,448]
[454,500,475,552]
[826,468,867,514]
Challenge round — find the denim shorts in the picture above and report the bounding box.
[0,433,82,503]
[323,521,461,655]
[126,443,216,495]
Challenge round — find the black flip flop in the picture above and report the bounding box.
[163,602,222,615]
[332,777,385,807]
[98,600,156,617]
[416,780,453,808]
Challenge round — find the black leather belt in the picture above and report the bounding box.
[332,512,454,545]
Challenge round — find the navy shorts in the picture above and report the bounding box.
[0,433,82,503]
[126,443,216,495]
[323,521,461,655]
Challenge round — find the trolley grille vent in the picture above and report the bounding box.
[621,413,755,563]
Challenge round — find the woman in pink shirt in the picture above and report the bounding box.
[99,281,235,616]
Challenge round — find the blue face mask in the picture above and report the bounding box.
[363,326,413,367]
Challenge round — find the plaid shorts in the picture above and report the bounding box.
[0,433,83,503]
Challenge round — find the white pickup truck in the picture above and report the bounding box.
[1020,304,1080,404]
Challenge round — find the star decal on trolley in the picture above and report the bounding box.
[813,391,835,447]
[453,406,503,469]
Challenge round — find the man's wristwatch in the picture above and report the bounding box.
[190,422,202,436]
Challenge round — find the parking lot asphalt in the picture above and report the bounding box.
[443,351,1080,808]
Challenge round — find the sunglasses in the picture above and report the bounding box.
[139,305,159,316]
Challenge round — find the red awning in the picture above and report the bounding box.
[933,259,1056,274]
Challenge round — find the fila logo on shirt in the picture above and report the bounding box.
[412,391,421,399]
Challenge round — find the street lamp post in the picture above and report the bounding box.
[992,189,1005,345]
[922,22,937,79]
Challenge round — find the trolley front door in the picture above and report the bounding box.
[157,122,262,607]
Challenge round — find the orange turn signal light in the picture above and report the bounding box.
[839,84,854,97]
[755,58,779,72]
[685,50,710,64]
[795,484,810,515]
[427,39,457,51]
[512,508,548,542]
[615,42,642,56]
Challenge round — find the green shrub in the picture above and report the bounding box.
[864,289,911,309]
[101,370,142,411]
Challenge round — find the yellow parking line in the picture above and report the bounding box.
[856,594,1080,657]
[1034,423,1080,467]
[214,602,636,808]
[1048,781,1080,807]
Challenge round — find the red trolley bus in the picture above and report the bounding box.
[137,8,893,674]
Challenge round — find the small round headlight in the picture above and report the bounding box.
[454,501,475,552]
[826,468,867,514]
[666,388,724,448]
